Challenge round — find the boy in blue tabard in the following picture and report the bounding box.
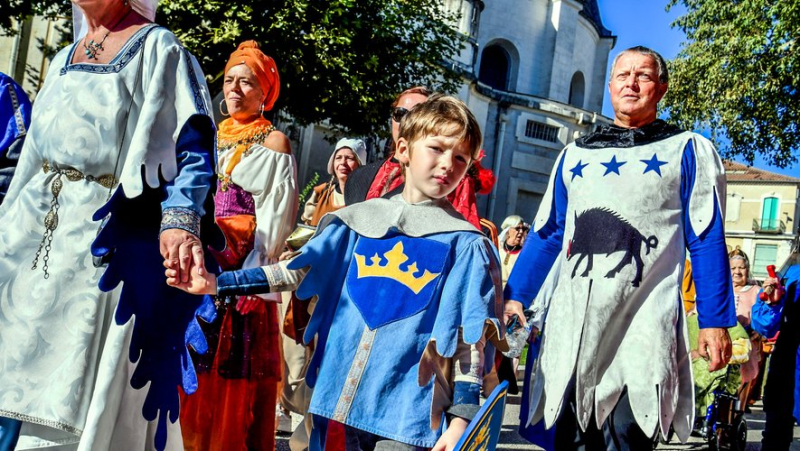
[168,95,506,450]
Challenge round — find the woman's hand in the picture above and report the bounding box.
[236,296,262,315]
[432,417,468,451]
[278,248,295,261]
[160,229,206,283]
[165,261,216,295]
[761,276,782,305]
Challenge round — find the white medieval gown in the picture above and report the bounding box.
[0,24,214,450]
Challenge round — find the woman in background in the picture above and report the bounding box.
[180,40,298,451]
[498,215,529,287]
[302,138,365,226]
[729,249,762,408]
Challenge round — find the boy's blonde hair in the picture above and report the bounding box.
[398,94,483,161]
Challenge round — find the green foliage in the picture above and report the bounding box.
[158,0,465,137]
[0,0,465,139]
[0,1,68,36]
[664,0,800,167]
[297,171,321,210]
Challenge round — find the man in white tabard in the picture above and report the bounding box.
[505,46,736,449]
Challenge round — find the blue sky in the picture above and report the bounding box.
[596,0,800,178]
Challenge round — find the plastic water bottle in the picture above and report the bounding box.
[503,310,534,359]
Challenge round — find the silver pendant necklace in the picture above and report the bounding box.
[82,9,131,60]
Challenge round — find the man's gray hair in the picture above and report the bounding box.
[610,46,669,84]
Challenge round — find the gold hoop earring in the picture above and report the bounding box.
[219,99,230,117]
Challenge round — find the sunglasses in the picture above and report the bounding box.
[391,107,410,123]
[512,224,530,232]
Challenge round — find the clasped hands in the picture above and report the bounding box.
[160,228,261,314]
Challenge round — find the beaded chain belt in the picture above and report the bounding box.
[31,159,117,278]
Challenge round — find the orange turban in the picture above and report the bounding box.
[224,40,280,111]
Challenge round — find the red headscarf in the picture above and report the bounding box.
[224,40,280,111]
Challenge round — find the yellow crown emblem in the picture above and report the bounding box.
[354,242,440,294]
[466,414,492,451]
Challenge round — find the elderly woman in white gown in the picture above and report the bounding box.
[0,0,218,449]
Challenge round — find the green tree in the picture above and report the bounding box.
[664,0,799,168]
[1,0,465,139]
[0,1,68,36]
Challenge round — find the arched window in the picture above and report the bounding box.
[479,45,510,91]
[568,71,585,108]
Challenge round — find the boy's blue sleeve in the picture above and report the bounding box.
[446,382,482,421]
[504,152,567,308]
[681,141,736,329]
[216,267,271,297]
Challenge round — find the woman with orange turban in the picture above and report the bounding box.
[180,40,298,451]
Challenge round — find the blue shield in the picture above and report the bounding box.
[345,235,447,329]
[454,381,509,451]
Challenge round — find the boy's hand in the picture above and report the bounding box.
[504,300,527,329]
[432,417,468,451]
[165,260,217,294]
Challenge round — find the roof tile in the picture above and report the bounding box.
[723,160,800,183]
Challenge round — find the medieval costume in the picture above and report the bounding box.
[212,196,505,449]
[0,16,216,451]
[507,120,736,447]
[179,41,298,451]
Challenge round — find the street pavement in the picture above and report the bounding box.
[277,394,800,450]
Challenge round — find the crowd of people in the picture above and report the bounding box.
[0,1,798,451]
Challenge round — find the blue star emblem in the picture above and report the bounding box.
[569,160,589,180]
[601,155,626,176]
[640,153,668,177]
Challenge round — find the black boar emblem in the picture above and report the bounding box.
[567,208,658,287]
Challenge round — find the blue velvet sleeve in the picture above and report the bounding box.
[0,74,31,157]
[681,141,736,329]
[504,153,568,308]
[160,115,215,236]
[751,266,800,337]
[751,295,784,338]
[217,267,271,297]
[445,381,482,421]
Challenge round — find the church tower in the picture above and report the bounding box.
[458,0,616,223]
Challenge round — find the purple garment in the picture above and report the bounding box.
[194,178,272,380]
[214,180,255,218]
